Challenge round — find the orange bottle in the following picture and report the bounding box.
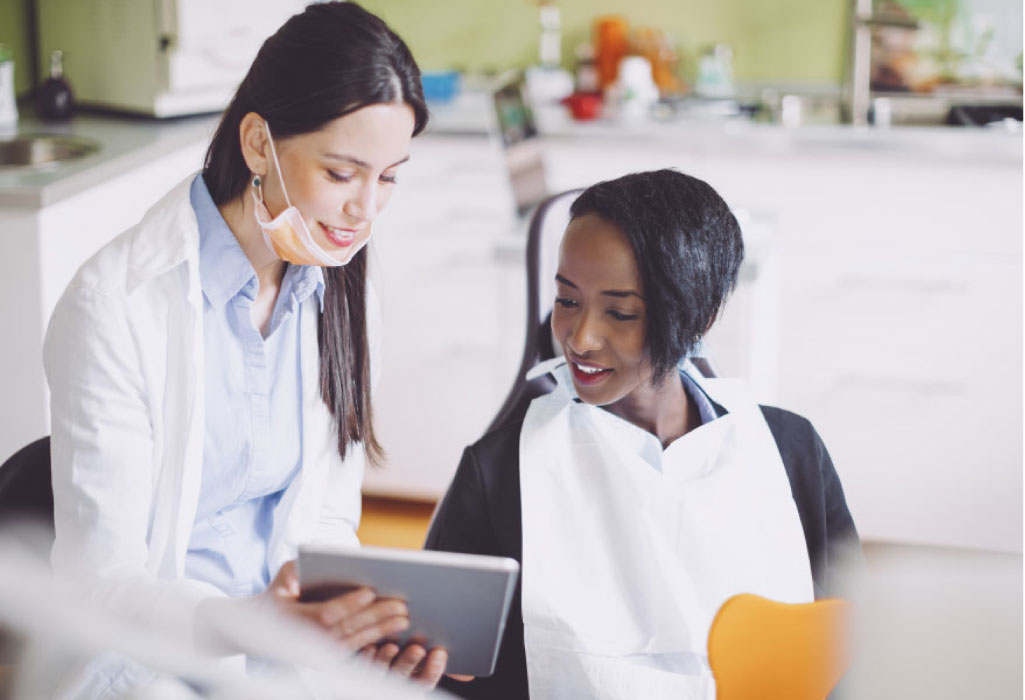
[594,16,629,90]
[634,26,683,96]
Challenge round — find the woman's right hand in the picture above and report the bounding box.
[359,643,449,688]
[264,560,410,650]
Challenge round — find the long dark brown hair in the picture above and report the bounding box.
[203,2,428,465]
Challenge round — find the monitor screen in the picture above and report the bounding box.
[493,77,539,148]
[491,75,547,216]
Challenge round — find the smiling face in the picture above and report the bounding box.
[552,213,655,408]
[244,102,415,264]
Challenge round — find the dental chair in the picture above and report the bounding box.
[707,593,853,700]
[487,189,580,434]
[0,436,54,534]
[0,437,52,662]
[487,188,718,434]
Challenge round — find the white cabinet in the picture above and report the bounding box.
[768,158,1022,552]
[0,142,205,463]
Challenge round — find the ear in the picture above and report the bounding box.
[239,112,269,177]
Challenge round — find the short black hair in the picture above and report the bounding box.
[568,169,744,383]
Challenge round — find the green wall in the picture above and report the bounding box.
[0,0,851,98]
[0,0,32,97]
[360,0,850,84]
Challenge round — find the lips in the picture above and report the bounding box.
[569,359,613,386]
[319,222,358,248]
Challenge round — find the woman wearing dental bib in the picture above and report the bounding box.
[43,3,449,695]
[426,170,859,699]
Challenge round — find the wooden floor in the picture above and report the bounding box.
[357,495,437,549]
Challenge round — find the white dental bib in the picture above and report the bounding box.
[519,359,813,699]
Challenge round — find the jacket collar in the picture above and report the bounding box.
[126,173,202,295]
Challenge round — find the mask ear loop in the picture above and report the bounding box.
[263,121,295,210]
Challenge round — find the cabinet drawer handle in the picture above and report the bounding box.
[828,373,965,397]
[835,276,968,295]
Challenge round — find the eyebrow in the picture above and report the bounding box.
[555,274,643,299]
[322,153,411,169]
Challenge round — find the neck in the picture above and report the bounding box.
[605,370,696,448]
[219,194,286,291]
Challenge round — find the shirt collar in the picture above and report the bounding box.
[191,174,325,310]
[679,370,722,425]
[282,260,326,312]
[192,174,259,306]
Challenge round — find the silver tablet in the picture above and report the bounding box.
[297,545,520,677]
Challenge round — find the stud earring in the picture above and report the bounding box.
[252,174,266,205]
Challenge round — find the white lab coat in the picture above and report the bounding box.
[42,175,375,676]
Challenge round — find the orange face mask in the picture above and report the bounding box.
[251,122,369,267]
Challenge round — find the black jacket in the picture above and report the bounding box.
[425,405,859,700]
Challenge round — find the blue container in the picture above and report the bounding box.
[421,70,460,104]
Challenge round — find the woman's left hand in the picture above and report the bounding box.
[359,642,448,688]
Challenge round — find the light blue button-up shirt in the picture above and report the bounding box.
[185,175,325,597]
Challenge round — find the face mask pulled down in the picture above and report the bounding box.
[251,122,369,267]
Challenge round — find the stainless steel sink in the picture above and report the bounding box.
[0,134,100,168]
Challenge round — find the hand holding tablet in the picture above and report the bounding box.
[297,545,520,677]
[263,560,450,685]
[267,562,409,648]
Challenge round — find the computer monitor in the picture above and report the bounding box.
[491,74,549,217]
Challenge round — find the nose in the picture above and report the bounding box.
[344,180,378,223]
[564,310,603,356]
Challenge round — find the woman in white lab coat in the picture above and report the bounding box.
[43,3,447,695]
[427,169,860,699]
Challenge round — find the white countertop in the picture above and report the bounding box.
[539,114,1023,163]
[428,93,1023,164]
[0,111,218,208]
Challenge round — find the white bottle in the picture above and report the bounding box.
[607,55,659,122]
[538,1,561,68]
[0,45,18,132]
[695,43,734,98]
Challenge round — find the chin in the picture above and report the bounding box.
[322,239,363,262]
[572,383,621,407]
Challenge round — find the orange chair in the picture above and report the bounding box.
[707,594,853,700]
